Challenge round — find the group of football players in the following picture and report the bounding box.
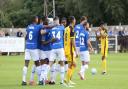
[21,15,107,87]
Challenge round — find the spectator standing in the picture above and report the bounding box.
[5,32,10,36]
[16,29,23,37]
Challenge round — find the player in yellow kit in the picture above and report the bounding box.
[64,16,78,87]
[96,22,108,74]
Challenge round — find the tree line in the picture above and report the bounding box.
[0,0,128,28]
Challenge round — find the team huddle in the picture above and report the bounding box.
[22,16,108,87]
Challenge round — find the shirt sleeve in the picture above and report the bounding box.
[38,24,44,30]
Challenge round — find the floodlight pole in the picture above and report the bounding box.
[44,0,48,16]
[44,0,55,18]
[53,0,55,18]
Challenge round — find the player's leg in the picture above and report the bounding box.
[102,55,107,74]
[57,48,65,84]
[49,61,55,84]
[64,54,76,88]
[43,58,50,83]
[31,49,42,84]
[101,44,108,74]
[29,49,41,84]
[34,60,41,84]
[22,49,30,85]
[79,51,90,80]
[65,61,75,87]
[69,51,77,84]
[49,50,56,85]
[39,50,47,85]
[64,61,68,73]
[65,53,76,84]
[65,55,72,83]
[44,51,51,82]
[69,60,76,85]
[29,64,36,85]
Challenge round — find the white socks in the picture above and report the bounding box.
[40,64,49,81]
[23,65,41,82]
[80,65,88,78]
[30,65,36,81]
[36,66,41,82]
[65,64,68,72]
[50,63,56,82]
[22,66,28,82]
[60,66,65,83]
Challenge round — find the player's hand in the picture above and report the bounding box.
[40,30,46,35]
[89,48,94,54]
[51,38,57,43]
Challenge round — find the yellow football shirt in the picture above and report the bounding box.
[64,26,75,62]
[100,30,108,57]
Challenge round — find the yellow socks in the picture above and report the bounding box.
[66,68,72,83]
[102,59,107,72]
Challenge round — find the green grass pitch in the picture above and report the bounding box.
[0,53,128,89]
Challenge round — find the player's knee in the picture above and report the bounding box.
[25,60,30,67]
[59,61,64,66]
[34,60,40,66]
[85,64,89,69]
[65,61,68,64]
[45,58,49,64]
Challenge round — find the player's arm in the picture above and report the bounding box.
[25,29,28,40]
[40,29,48,35]
[43,24,57,29]
[42,37,56,45]
[86,32,94,52]
[88,38,94,53]
[95,28,101,40]
[70,26,78,57]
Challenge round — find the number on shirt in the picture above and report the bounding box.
[52,31,61,40]
[29,31,33,40]
[80,37,84,45]
[56,31,61,40]
[76,31,79,38]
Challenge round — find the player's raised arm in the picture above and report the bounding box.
[95,28,101,41]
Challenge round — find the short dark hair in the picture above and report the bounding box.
[80,16,87,22]
[43,18,49,25]
[69,16,75,23]
[100,21,105,26]
[31,16,38,22]
[61,17,67,21]
[83,22,88,26]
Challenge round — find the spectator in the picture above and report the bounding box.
[108,30,113,36]
[5,32,10,36]
[0,31,5,37]
[16,30,23,37]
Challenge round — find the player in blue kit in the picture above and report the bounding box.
[29,17,54,85]
[78,22,94,80]
[39,19,56,85]
[22,16,43,85]
[74,16,87,55]
[48,16,65,85]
